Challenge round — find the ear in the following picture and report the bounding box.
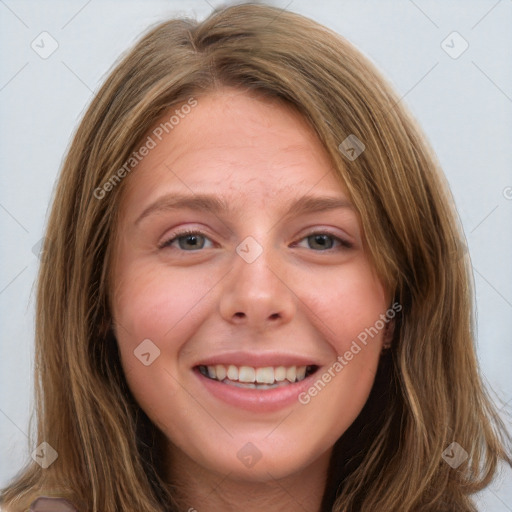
[382,318,395,351]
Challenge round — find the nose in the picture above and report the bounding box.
[218,242,296,331]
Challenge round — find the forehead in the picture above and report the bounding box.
[119,88,349,215]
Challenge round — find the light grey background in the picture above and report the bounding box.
[1,0,511,510]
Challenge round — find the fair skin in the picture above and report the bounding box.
[111,87,392,512]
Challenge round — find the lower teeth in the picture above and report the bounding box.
[221,379,292,390]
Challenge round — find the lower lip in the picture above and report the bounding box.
[194,368,319,413]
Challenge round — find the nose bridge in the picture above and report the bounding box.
[219,234,295,326]
[234,235,283,296]
[239,242,279,291]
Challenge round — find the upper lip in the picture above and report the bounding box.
[193,351,322,368]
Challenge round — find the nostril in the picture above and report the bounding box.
[234,312,245,318]
[269,313,280,320]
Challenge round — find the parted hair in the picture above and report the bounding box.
[2,3,510,511]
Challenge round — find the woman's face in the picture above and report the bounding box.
[111,87,390,482]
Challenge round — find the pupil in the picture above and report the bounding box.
[310,234,332,249]
[179,234,203,250]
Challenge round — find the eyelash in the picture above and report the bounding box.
[158,229,353,252]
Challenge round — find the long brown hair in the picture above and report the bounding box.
[2,3,510,511]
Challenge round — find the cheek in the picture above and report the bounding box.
[111,261,217,426]
[301,258,388,355]
[288,258,388,424]
[113,262,211,342]
[111,260,219,388]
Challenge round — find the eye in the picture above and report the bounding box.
[159,230,214,251]
[296,232,353,251]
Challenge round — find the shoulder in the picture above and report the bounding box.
[29,497,77,511]
[1,497,78,512]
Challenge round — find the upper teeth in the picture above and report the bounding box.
[200,364,310,384]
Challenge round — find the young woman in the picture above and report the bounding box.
[2,3,510,511]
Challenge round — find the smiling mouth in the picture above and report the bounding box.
[196,364,319,389]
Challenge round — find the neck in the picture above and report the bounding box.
[165,444,331,512]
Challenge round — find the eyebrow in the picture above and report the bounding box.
[135,192,354,226]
